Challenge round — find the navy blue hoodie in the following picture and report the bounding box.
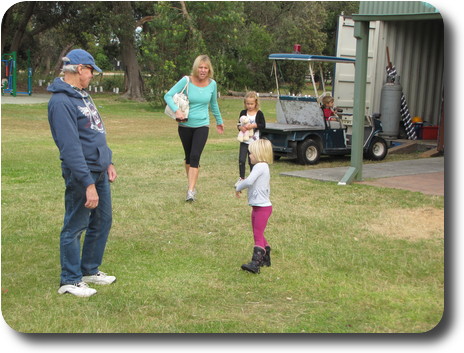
[48,77,113,188]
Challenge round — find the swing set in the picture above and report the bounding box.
[2,50,32,96]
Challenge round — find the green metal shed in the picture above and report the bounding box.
[339,1,443,185]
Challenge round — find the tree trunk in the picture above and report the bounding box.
[7,2,36,53]
[1,7,13,54]
[53,43,74,76]
[112,2,145,101]
[120,35,145,101]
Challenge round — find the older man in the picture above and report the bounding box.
[48,49,117,297]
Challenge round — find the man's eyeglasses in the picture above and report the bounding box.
[81,65,94,74]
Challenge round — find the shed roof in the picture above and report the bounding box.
[353,1,442,21]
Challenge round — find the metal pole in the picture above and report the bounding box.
[339,20,369,185]
[273,61,280,96]
[11,52,17,97]
[309,63,318,97]
[27,49,32,95]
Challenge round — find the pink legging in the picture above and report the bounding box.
[251,206,272,249]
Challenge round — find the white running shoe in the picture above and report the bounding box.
[58,282,97,297]
[186,189,196,202]
[82,271,116,285]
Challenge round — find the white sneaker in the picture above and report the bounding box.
[186,189,196,202]
[58,282,97,297]
[82,271,116,285]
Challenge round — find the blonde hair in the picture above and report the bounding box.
[191,55,214,79]
[248,139,273,164]
[322,95,334,106]
[244,91,260,110]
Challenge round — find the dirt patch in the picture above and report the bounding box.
[366,207,444,240]
[358,172,444,196]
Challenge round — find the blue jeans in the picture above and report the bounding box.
[60,168,112,285]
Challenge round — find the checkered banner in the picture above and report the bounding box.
[386,66,417,140]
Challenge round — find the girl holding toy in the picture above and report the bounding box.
[236,91,266,184]
[235,139,273,274]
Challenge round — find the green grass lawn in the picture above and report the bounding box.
[1,95,444,333]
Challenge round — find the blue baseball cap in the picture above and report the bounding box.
[63,49,102,73]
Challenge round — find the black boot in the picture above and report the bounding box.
[241,246,265,274]
[262,246,271,267]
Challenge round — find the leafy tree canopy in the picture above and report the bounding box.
[1,1,359,101]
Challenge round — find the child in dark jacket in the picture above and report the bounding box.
[236,91,266,183]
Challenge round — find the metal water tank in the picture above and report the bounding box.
[379,82,402,138]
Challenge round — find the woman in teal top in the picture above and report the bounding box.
[164,55,224,202]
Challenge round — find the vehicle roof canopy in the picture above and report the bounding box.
[268,53,355,63]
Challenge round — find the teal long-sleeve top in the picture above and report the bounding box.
[164,76,223,128]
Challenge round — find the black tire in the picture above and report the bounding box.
[366,136,388,161]
[297,139,321,165]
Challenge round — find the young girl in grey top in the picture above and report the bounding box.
[235,139,273,274]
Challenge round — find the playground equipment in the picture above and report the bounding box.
[2,50,32,96]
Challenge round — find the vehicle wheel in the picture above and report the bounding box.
[297,139,321,165]
[366,136,388,161]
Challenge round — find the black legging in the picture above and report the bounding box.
[178,126,209,168]
[238,142,253,179]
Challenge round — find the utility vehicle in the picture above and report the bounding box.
[261,53,388,165]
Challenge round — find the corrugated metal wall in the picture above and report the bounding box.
[374,19,444,125]
[336,16,444,126]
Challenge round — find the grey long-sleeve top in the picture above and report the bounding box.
[235,162,272,207]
